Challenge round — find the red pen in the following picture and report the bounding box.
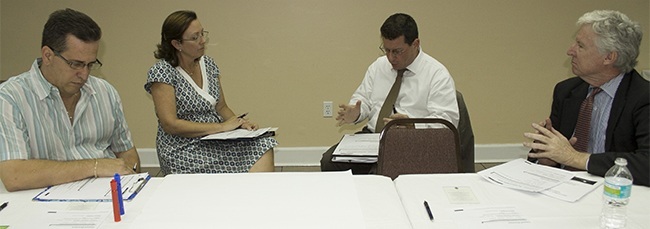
[110,179,121,222]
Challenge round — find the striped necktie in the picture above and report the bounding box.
[573,87,603,152]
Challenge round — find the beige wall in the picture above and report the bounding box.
[1,0,648,149]
[0,1,2,74]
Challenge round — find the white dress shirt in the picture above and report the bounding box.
[350,49,459,132]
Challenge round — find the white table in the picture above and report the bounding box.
[4,172,647,229]
[0,173,411,229]
[394,172,650,229]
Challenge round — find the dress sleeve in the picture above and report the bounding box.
[144,60,177,93]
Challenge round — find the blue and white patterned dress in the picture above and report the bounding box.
[145,56,277,175]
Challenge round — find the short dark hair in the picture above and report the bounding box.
[154,10,198,67]
[41,8,101,52]
[380,13,418,45]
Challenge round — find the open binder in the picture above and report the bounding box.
[331,133,379,163]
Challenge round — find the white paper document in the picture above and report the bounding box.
[33,173,151,202]
[443,186,480,204]
[541,175,603,202]
[332,156,378,163]
[331,133,380,163]
[477,158,574,192]
[201,127,277,140]
[452,205,530,229]
[132,171,367,229]
[333,133,380,156]
[23,210,110,229]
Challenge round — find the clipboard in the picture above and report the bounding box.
[33,173,151,202]
[200,127,278,140]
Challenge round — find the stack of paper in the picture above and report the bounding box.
[477,159,602,202]
[332,133,380,163]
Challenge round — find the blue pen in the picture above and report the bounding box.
[114,173,125,215]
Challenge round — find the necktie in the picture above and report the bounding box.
[375,69,406,133]
[573,87,603,152]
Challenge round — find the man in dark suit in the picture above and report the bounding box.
[525,10,649,186]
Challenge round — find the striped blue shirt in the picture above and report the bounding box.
[0,59,134,161]
[585,73,623,154]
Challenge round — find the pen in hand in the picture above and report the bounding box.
[236,112,249,129]
[424,200,434,221]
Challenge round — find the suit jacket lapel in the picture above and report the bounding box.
[561,83,589,137]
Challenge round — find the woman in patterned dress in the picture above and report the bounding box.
[144,10,277,175]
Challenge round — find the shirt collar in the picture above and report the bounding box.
[397,47,423,76]
[29,58,94,101]
[591,73,624,98]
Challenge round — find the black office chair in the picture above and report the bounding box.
[376,118,461,180]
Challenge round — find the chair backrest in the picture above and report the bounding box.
[456,90,475,173]
[376,118,461,180]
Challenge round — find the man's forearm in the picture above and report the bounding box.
[0,159,95,192]
[116,147,140,172]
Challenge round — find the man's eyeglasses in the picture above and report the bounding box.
[52,50,103,70]
[181,31,209,42]
[379,46,406,56]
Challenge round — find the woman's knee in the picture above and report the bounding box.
[249,149,275,172]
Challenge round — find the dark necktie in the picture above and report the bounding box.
[375,69,406,133]
[573,87,603,153]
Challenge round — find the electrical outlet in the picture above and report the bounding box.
[323,101,333,118]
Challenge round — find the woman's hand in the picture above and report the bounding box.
[240,119,259,130]
[221,116,245,131]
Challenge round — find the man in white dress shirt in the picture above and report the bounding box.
[320,13,459,173]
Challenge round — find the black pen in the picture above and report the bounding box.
[237,112,248,119]
[423,200,434,221]
[0,202,7,212]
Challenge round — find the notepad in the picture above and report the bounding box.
[33,173,151,202]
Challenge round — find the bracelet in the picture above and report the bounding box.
[93,159,98,178]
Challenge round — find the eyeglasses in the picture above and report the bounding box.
[181,31,209,42]
[52,50,103,70]
[379,45,406,56]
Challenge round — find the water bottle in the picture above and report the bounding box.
[600,157,633,229]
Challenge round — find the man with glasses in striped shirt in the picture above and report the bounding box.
[0,8,140,191]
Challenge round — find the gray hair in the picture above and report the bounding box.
[577,10,642,73]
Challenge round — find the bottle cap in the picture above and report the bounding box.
[614,157,628,166]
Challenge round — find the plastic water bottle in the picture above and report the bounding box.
[600,158,633,229]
